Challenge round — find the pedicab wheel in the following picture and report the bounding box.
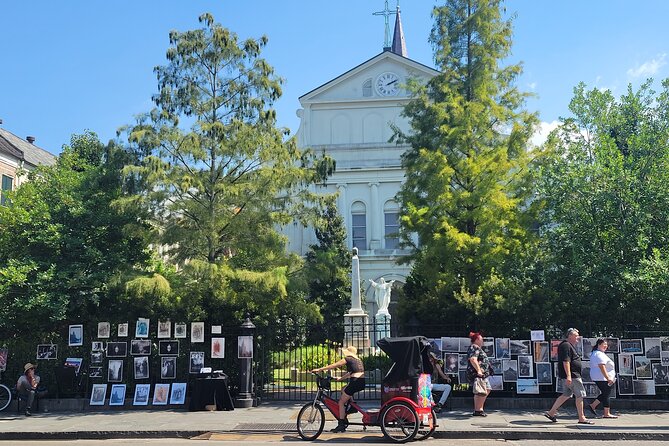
[380,401,419,443]
[415,408,437,441]
[296,402,325,441]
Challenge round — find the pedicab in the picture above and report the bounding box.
[296,336,438,443]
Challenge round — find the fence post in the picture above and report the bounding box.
[235,315,256,408]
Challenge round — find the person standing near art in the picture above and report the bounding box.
[587,338,618,418]
[544,328,594,424]
[428,352,452,413]
[467,332,491,417]
[16,363,46,416]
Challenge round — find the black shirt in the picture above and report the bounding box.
[557,340,581,378]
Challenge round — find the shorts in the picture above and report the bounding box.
[560,377,586,398]
[472,377,491,394]
[344,377,365,396]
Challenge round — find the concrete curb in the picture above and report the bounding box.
[0,431,208,441]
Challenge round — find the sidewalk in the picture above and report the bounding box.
[1,403,668,441]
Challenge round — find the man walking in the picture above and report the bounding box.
[544,328,594,424]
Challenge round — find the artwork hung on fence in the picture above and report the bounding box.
[97,322,110,339]
[110,384,126,406]
[36,344,58,360]
[550,340,561,362]
[91,341,104,352]
[174,323,187,339]
[90,384,107,405]
[441,337,459,353]
[618,354,635,376]
[575,338,584,356]
[510,340,530,356]
[661,337,669,352]
[134,356,149,380]
[502,359,518,382]
[0,348,7,372]
[429,338,442,354]
[157,321,171,339]
[618,375,634,395]
[533,342,549,363]
[634,379,656,395]
[661,351,669,366]
[458,338,470,353]
[238,335,253,358]
[605,338,619,353]
[619,339,643,354]
[488,375,503,390]
[130,340,151,356]
[517,378,539,394]
[530,330,545,341]
[652,363,669,385]
[581,361,592,383]
[458,370,468,384]
[489,359,502,375]
[536,362,552,384]
[645,338,661,359]
[635,356,652,379]
[458,354,468,370]
[211,325,222,334]
[482,337,495,358]
[191,322,205,343]
[518,355,533,378]
[69,324,83,347]
[583,382,601,399]
[91,350,104,365]
[64,357,83,374]
[153,383,170,405]
[108,359,123,382]
[443,354,458,374]
[135,318,150,338]
[133,384,150,406]
[161,356,177,379]
[211,337,225,359]
[555,377,565,393]
[107,342,127,358]
[118,323,128,337]
[189,351,204,374]
[495,338,510,359]
[170,382,187,405]
[159,341,179,356]
[582,338,595,355]
[89,366,103,378]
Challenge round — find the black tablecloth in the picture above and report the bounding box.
[189,376,234,411]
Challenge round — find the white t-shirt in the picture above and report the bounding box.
[590,350,615,381]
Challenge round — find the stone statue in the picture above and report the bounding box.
[369,277,395,315]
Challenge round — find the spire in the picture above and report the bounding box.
[390,5,407,57]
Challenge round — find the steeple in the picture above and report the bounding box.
[390,5,407,57]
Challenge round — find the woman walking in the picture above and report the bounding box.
[587,338,618,418]
[467,332,491,417]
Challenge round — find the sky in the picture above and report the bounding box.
[2,1,669,154]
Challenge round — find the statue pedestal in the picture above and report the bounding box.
[344,312,370,352]
[374,312,391,347]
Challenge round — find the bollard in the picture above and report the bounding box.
[235,315,256,408]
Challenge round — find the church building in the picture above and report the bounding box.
[285,6,438,317]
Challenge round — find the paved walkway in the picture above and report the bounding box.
[1,403,668,441]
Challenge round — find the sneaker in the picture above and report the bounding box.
[434,403,443,414]
[329,422,347,433]
[472,411,487,417]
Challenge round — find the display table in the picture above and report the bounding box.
[189,376,234,411]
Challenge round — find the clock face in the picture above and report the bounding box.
[375,72,400,96]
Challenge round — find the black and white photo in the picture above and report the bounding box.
[107,342,127,358]
[91,341,104,352]
[495,338,510,359]
[443,353,458,374]
[652,363,669,385]
[130,339,151,356]
[161,356,177,379]
[482,337,495,358]
[488,375,503,390]
[662,351,669,366]
[510,339,530,356]
[645,337,661,359]
[189,351,204,374]
[635,356,652,378]
[518,355,533,378]
[618,353,635,375]
[133,384,150,405]
[69,324,83,347]
[90,384,107,405]
[89,366,103,378]
[489,358,502,375]
[536,362,552,384]
[157,320,171,339]
[108,359,123,382]
[169,382,186,405]
[583,382,601,399]
[581,361,592,383]
[441,337,459,353]
[618,375,633,395]
[117,323,128,337]
[159,340,179,356]
[634,379,656,395]
[605,337,619,353]
[191,322,204,343]
[502,359,518,382]
[36,344,58,360]
[458,353,468,370]
[91,351,104,365]
[238,335,253,358]
[458,337,470,353]
[97,322,110,339]
[581,337,595,355]
[174,323,187,339]
[134,356,149,380]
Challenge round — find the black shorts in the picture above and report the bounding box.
[344,377,365,396]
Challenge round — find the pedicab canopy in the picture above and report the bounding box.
[377,336,434,385]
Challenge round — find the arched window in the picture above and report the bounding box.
[384,200,400,249]
[362,78,372,97]
[351,201,367,250]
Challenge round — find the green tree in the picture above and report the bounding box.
[537,80,669,333]
[303,200,351,342]
[394,0,538,330]
[124,14,330,327]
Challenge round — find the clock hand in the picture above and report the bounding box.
[386,79,398,86]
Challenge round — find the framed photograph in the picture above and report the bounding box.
[510,340,530,356]
[581,360,592,383]
[191,322,205,343]
[443,353,458,374]
[574,337,584,356]
[441,337,459,353]
[153,383,170,405]
[536,362,552,384]
[495,338,510,359]
[619,339,643,354]
[458,370,468,384]
[583,382,601,399]
[133,384,151,406]
[661,336,669,352]
[618,353,635,376]
[211,337,225,359]
[582,337,595,355]
[64,357,83,374]
[618,375,634,395]
[135,318,150,338]
[134,356,149,380]
[502,359,518,382]
[170,382,187,405]
[482,337,495,358]
[488,375,503,391]
[118,323,129,337]
[36,344,58,360]
[211,325,222,334]
[108,359,124,382]
[91,351,104,365]
[550,340,561,362]
[517,378,539,394]
[555,377,566,393]
[0,348,7,372]
[533,341,549,363]
[159,340,179,356]
[97,322,110,339]
[161,356,177,379]
[238,335,253,359]
[429,338,442,354]
[107,342,127,358]
[68,324,83,347]
[189,351,205,374]
[652,363,669,385]
[458,337,470,353]
[489,358,503,375]
[661,351,669,366]
[174,323,187,339]
[605,337,619,354]
[91,341,104,352]
[633,379,656,395]
[518,355,533,378]
[530,330,545,341]
[157,320,171,339]
[90,384,107,406]
[458,354,468,370]
[130,339,151,356]
[89,366,103,378]
[109,384,126,406]
[645,338,661,359]
[635,356,652,378]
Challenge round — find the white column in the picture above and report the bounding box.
[369,182,381,250]
[337,183,349,246]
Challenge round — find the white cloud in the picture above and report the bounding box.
[627,53,667,78]
[530,120,560,148]
[528,82,537,90]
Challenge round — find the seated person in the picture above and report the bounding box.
[428,352,452,413]
[17,363,47,416]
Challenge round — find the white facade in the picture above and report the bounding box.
[285,50,438,316]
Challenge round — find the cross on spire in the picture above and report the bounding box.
[373,0,397,50]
